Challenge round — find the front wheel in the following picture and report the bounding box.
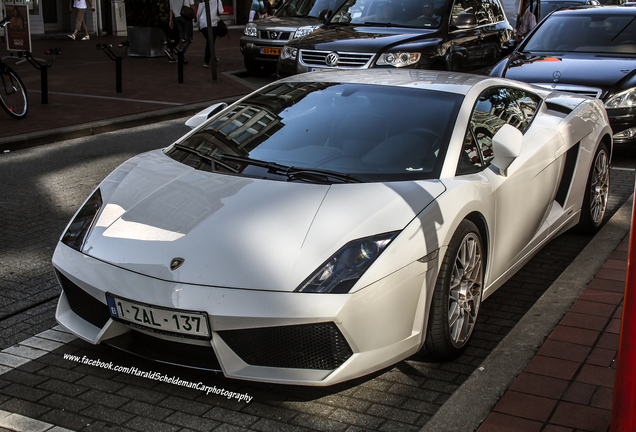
[425,219,484,360]
[0,67,28,119]
[576,142,610,233]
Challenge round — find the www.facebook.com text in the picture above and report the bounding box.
[63,353,253,403]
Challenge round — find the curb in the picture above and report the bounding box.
[0,95,244,153]
[421,193,634,432]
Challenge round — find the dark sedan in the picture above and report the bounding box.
[490,6,636,144]
[277,0,513,77]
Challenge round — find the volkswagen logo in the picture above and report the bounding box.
[553,71,561,83]
[325,52,340,67]
[170,257,185,271]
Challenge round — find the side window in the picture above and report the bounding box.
[451,0,476,23]
[457,87,541,175]
[480,0,505,25]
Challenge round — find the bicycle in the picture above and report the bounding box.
[0,17,27,119]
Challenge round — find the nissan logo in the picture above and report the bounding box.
[325,52,340,67]
[553,71,561,83]
[270,31,278,39]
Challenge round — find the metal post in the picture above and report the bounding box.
[178,50,184,84]
[40,66,47,104]
[115,57,122,93]
[610,187,636,431]
[204,1,218,82]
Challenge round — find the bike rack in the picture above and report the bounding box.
[8,49,60,105]
[97,41,130,94]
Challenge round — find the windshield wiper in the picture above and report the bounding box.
[218,154,291,172]
[172,144,240,173]
[219,155,362,184]
[285,168,363,184]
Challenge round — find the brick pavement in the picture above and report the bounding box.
[478,236,628,432]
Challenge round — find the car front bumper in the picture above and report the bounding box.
[53,242,438,386]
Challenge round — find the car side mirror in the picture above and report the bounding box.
[452,13,477,29]
[185,102,228,129]
[318,8,333,22]
[491,124,523,176]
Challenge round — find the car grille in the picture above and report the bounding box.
[218,322,353,370]
[56,270,111,329]
[259,30,293,40]
[104,330,222,371]
[300,50,373,68]
[534,83,603,99]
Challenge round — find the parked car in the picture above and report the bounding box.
[240,0,346,75]
[491,6,636,144]
[277,0,513,77]
[534,0,600,21]
[54,70,611,386]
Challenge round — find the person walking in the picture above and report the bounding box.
[67,0,94,41]
[197,0,224,68]
[169,0,196,61]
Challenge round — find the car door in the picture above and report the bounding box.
[478,0,508,67]
[458,86,562,286]
[448,0,483,71]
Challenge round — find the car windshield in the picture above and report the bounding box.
[523,13,636,54]
[165,81,463,183]
[276,0,338,17]
[330,0,445,28]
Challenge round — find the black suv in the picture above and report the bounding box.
[277,0,513,76]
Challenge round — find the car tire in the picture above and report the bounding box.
[575,142,610,234]
[425,219,484,360]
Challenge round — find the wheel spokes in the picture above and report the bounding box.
[448,233,483,346]
[590,150,609,225]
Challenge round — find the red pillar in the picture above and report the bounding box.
[610,195,636,431]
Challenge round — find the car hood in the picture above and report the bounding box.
[502,53,636,90]
[256,15,322,29]
[299,25,436,52]
[81,150,445,292]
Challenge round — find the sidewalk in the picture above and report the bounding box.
[0,27,263,151]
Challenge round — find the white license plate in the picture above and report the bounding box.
[106,294,210,339]
[308,67,328,72]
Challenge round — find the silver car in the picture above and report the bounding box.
[240,0,346,75]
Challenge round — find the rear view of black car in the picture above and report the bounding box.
[277,0,513,77]
[490,6,636,144]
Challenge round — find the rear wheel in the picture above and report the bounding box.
[0,67,27,119]
[425,220,484,360]
[576,142,610,233]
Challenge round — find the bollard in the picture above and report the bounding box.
[610,187,636,431]
[97,42,129,94]
[21,49,60,104]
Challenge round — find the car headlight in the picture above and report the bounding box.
[281,46,298,60]
[294,25,319,39]
[376,52,421,68]
[61,189,103,251]
[295,232,398,293]
[244,23,257,37]
[605,88,636,109]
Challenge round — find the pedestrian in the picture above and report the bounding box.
[517,0,537,42]
[67,0,94,41]
[249,0,266,22]
[197,0,225,68]
[169,0,196,61]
